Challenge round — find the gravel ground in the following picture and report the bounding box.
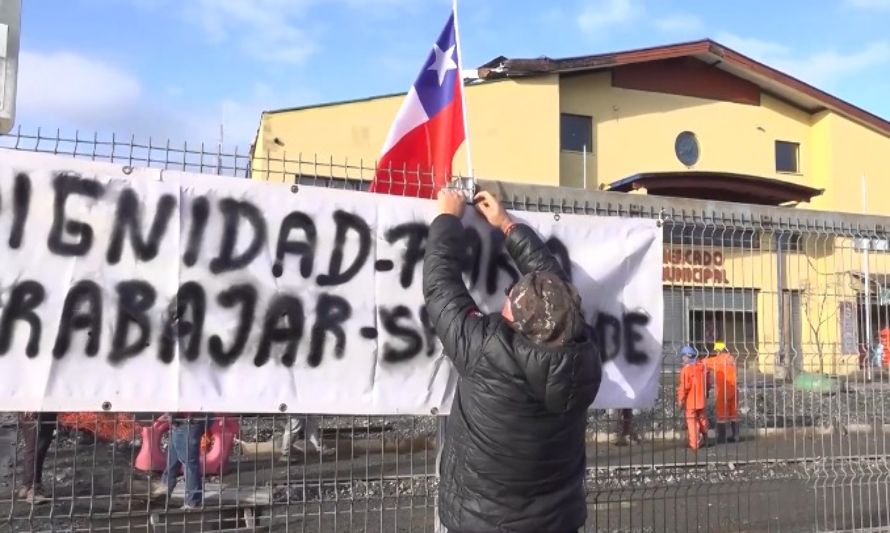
[267,460,809,504]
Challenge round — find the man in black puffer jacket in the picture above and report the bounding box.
[424,189,602,533]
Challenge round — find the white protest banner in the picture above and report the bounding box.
[0,149,663,413]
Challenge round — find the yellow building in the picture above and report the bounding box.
[251,39,890,376]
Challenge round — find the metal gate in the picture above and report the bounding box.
[1,127,889,532]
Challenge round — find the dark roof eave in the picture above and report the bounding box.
[608,171,824,205]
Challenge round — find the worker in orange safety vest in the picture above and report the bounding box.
[677,346,711,450]
[704,340,739,443]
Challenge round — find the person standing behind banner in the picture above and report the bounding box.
[281,415,329,457]
[677,346,710,451]
[611,408,641,446]
[424,189,601,533]
[152,413,206,509]
[705,341,739,443]
[16,411,57,504]
[881,327,890,368]
[871,337,885,369]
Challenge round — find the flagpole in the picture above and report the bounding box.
[863,174,873,380]
[439,14,468,533]
[452,0,474,184]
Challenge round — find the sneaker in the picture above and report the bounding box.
[611,434,629,447]
[181,502,201,511]
[15,486,30,500]
[24,486,49,504]
[150,480,170,499]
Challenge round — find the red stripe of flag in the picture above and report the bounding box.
[372,83,464,198]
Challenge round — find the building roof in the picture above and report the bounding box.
[608,171,824,206]
[479,39,890,137]
[262,91,408,116]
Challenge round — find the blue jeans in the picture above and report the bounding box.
[163,420,205,506]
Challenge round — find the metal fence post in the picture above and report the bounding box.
[433,415,447,533]
[777,231,788,379]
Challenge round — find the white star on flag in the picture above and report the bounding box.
[427,43,458,86]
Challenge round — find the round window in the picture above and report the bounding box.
[674,131,699,167]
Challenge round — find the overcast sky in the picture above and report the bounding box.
[12,0,890,151]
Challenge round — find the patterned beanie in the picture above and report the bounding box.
[508,271,585,347]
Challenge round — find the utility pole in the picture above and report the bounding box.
[0,0,22,134]
[217,122,224,175]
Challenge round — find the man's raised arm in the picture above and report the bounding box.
[473,191,568,281]
[422,190,488,376]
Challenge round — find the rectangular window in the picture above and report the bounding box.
[775,140,799,173]
[560,114,592,152]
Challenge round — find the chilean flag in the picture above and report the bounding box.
[371,8,467,198]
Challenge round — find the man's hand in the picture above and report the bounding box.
[474,191,513,233]
[437,189,466,218]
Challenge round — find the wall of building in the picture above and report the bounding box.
[558,71,815,192]
[557,69,889,374]
[807,111,890,215]
[252,75,562,186]
[662,234,875,376]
